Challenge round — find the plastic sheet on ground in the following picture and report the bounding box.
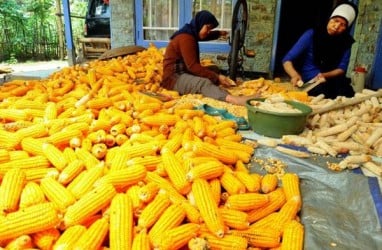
[248,145,382,250]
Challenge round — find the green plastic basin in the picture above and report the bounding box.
[246,98,312,138]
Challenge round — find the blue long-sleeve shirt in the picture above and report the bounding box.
[282,29,351,82]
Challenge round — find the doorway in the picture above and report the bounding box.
[272,0,340,78]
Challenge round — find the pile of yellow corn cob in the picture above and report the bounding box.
[0,44,304,249]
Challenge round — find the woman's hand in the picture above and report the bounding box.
[291,74,302,86]
[218,74,235,87]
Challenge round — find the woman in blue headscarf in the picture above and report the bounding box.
[161,10,258,105]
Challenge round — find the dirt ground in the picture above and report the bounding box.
[0,60,69,74]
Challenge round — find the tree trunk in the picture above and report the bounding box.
[55,0,65,60]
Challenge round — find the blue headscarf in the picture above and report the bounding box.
[170,10,219,40]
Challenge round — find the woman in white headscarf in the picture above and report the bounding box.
[282,2,358,99]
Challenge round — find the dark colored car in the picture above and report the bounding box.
[84,0,111,37]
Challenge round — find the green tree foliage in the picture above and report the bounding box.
[0,0,87,63]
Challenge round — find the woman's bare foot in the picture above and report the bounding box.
[226,94,260,106]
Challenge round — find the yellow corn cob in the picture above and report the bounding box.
[109,193,134,250]
[174,108,204,120]
[188,237,209,250]
[281,173,301,204]
[91,143,108,159]
[160,132,183,154]
[80,137,93,151]
[235,159,249,173]
[53,225,86,250]
[0,155,50,175]
[220,170,246,195]
[140,113,179,126]
[12,99,46,110]
[229,227,281,248]
[19,181,46,208]
[280,220,304,250]
[137,192,171,229]
[250,212,279,230]
[235,170,260,193]
[8,150,29,161]
[67,163,105,199]
[144,172,187,203]
[192,141,238,165]
[63,147,78,162]
[122,142,160,159]
[58,159,85,185]
[86,97,113,109]
[99,164,147,190]
[216,138,255,155]
[20,137,44,156]
[128,133,154,144]
[192,178,225,238]
[223,133,243,142]
[149,203,186,246]
[208,120,237,132]
[126,184,144,212]
[272,199,301,233]
[110,123,127,136]
[219,207,250,230]
[40,177,76,211]
[132,228,151,250]
[155,223,201,250]
[209,178,222,206]
[87,129,107,144]
[138,182,159,203]
[89,119,113,132]
[115,133,128,146]
[0,168,26,213]
[0,108,29,121]
[15,123,48,139]
[134,102,162,113]
[0,129,22,150]
[64,183,116,227]
[127,155,162,171]
[109,147,130,171]
[48,119,69,136]
[72,217,109,250]
[186,160,224,182]
[44,102,58,121]
[201,232,248,250]
[42,142,68,170]
[161,150,191,195]
[261,174,279,194]
[215,127,237,138]
[0,202,60,241]
[192,116,206,138]
[230,148,252,163]
[178,201,201,225]
[74,147,100,170]
[247,188,287,223]
[64,122,90,133]
[32,227,60,250]
[225,193,270,211]
[47,129,82,147]
[25,168,59,182]
[0,149,10,163]
[3,234,33,249]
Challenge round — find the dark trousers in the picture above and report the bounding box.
[308,76,355,99]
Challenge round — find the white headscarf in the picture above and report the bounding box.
[330,3,357,27]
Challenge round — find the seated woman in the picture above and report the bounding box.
[161,10,258,106]
[282,2,358,99]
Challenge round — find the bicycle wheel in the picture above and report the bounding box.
[228,29,240,81]
[231,0,248,49]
